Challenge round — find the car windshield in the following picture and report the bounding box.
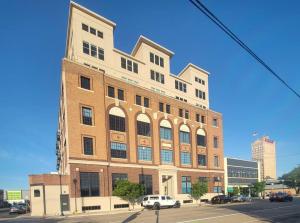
[143,197,148,201]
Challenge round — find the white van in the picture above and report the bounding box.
[142,195,180,210]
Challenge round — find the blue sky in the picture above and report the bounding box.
[0,0,299,189]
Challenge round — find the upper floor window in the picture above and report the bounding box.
[90,27,96,35]
[98,47,104,60]
[175,96,187,102]
[138,146,152,161]
[137,121,151,136]
[179,108,183,117]
[213,136,219,148]
[166,104,171,114]
[198,154,206,166]
[195,76,205,85]
[181,152,191,165]
[121,57,138,74]
[80,76,91,90]
[150,52,164,67]
[109,107,126,132]
[159,102,164,112]
[195,89,206,100]
[97,31,103,38]
[83,136,93,155]
[160,119,172,140]
[212,118,218,127]
[144,97,149,108]
[83,41,90,55]
[179,125,190,144]
[175,80,187,93]
[161,149,173,164]
[107,86,124,100]
[82,23,103,39]
[179,108,189,119]
[82,23,89,32]
[136,95,142,105]
[82,107,93,125]
[214,155,219,167]
[150,70,164,84]
[82,41,104,61]
[111,142,127,158]
[197,129,206,147]
[80,172,99,197]
[118,89,124,101]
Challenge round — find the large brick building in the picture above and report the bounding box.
[29,2,224,216]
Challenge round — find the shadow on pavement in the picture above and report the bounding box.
[121,210,143,223]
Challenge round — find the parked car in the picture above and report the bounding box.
[142,195,180,210]
[9,205,26,214]
[211,195,232,204]
[269,192,293,202]
[18,203,30,212]
[231,195,252,202]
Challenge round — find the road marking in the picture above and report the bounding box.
[177,204,299,223]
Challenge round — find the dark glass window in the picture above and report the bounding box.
[197,134,206,147]
[127,60,132,71]
[159,102,164,112]
[34,190,40,197]
[198,154,206,166]
[150,53,154,63]
[196,114,200,122]
[161,74,165,84]
[155,55,159,65]
[179,109,183,117]
[133,62,138,73]
[108,86,115,98]
[83,137,93,155]
[199,177,208,183]
[111,142,127,158]
[83,41,89,55]
[139,175,153,195]
[144,97,149,108]
[166,104,171,114]
[97,30,103,38]
[212,118,218,127]
[137,121,151,136]
[118,89,124,101]
[160,127,172,140]
[82,23,89,32]
[214,156,219,167]
[91,44,97,57]
[109,115,125,132]
[80,172,100,197]
[82,107,92,125]
[213,136,218,148]
[185,110,189,119]
[121,57,126,69]
[203,92,206,100]
[112,173,128,190]
[150,70,155,80]
[138,146,152,161]
[90,27,96,35]
[136,95,142,105]
[80,76,91,90]
[201,115,205,124]
[98,47,104,60]
[180,131,190,144]
[160,57,164,67]
[181,176,191,194]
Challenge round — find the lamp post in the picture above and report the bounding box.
[73,178,78,213]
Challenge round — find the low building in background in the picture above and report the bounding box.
[224,157,260,195]
[264,180,296,195]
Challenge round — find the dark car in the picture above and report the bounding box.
[9,205,26,214]
[269,192,293,202]
[211,195,232,204]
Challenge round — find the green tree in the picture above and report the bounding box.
[112,180,144,210]
[280,166,300,194]
[191,181,208,205]
[253,182,266,197]
[232,187,240,196]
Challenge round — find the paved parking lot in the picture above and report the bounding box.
[1,198,300,223]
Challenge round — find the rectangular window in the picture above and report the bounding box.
[111,142,127,158]
[139,175,153,195]
[161,149,173,163]
[83,137,93,155]
[91,44,97,57]
[80,172,99,197]
[214,155,219,167]
[82,23,89,32]
[118,89,124,101]
[133,62,138,73]
[159,102,164,112]
[198,154,206,166]
[150,70,155,80]
[213,186,222,193]
[212,118,218,127]
[185,110,189,119]
[136,95,142,105]
[82,107,92,125]
[213,136,218,148]
[197,134,206,147]
[155,55,159,65]
[166,104,171,114]
[138,146,152,161]
[144,97,149,108]
[112,173,127,190]
[80,76,91,90]
[121,57,126,69]
[180,131,190,144]
[150,52,154,63]
[90,27,96,35]
[161,74,165,84]
[160,127,172,140]
[127,60,132,71]
[201,115,205,124]
[108,86,115,98]
[98,47,104,60]
[83,41,90,55]
[179,108,183,117]
[137,121,150,136]
[181,176,191,194]
[159,57,164,67]
[97,30,103,38]
[181,152,191,165]
[203,92,206,100]
[109,115,125,132]
[199,177,208,183]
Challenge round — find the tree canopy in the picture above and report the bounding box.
[280,166,300,194]
[191,181,208,204]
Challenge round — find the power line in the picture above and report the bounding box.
[189,0,300,99]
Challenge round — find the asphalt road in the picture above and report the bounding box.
[1,198,300,223]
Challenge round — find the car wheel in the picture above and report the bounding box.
[153,202,160,210]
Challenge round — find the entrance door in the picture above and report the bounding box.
[162,175,173,196]
[60,194,70,212]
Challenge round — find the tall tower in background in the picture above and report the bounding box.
[251,136,276,181]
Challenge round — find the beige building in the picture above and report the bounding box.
[29,1,224,216]
[251,136,276,181]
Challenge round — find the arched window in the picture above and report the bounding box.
[179,124,190,144]
[160,119,172,140]
[136,114,151,136]
[109,107,125,132]
[196,129,206,147]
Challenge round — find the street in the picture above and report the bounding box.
[1,198,300,223]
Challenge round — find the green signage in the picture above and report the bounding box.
[7,191,22,200]
[227,187,233,192]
